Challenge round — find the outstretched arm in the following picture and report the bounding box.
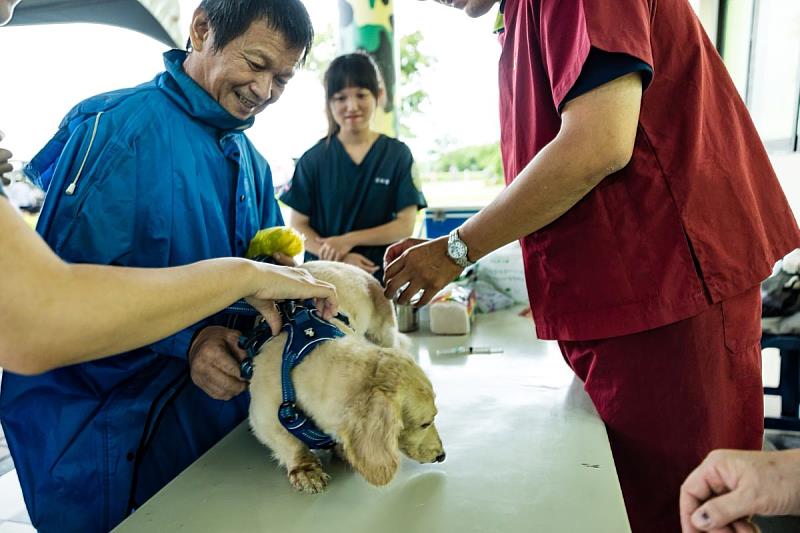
[0,199,337,375]
[385,72,643,304]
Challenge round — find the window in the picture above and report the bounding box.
[719,0,800,152]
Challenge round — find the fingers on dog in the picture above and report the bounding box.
[314,297,337,320]
[259,303,284,335]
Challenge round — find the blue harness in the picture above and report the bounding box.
[236,299,350,449]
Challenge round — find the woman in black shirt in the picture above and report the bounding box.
[281,53,427,281]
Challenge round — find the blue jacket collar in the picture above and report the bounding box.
[159,49,255,132]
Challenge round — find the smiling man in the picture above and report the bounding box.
[0,1,313,532]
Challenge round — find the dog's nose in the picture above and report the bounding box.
[435,452,446,463]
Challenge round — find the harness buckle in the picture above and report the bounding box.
[239,357,255,380]
[279,401,298,423]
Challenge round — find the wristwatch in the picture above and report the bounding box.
[447,228,474,268]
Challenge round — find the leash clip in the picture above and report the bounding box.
[239,357,255,380]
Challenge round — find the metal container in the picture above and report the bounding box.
[395,303,419,333]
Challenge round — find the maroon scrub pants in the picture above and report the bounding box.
[558,286,764,533]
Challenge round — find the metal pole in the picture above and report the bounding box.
[337,0,398,137]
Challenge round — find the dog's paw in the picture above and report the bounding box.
[288,463,330,494]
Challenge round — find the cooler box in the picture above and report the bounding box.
[424,206,481,238]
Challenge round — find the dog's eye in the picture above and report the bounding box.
[420,422,431,429]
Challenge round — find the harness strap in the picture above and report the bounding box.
[236,299,347,449]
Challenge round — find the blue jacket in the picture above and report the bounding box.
[0,50,282,532]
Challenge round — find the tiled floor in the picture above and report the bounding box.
[0,350,793,531]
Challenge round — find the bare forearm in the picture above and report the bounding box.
[459,135,621,260]
[460,73,642,261]
[43,259,259,364]
[0,202,262,373]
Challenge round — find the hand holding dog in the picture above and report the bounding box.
[244,262,338,335]
[680,449,800,532]
[383,237,462,306]
[188,326,249,401]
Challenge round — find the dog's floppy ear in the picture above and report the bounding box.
[340,365,402,486]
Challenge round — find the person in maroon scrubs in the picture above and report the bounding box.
[385,1,800,531]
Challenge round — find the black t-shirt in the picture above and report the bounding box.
[281,134,427,281]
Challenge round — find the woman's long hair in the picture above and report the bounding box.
[324,52,382,139]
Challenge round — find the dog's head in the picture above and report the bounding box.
[339,350,445,486]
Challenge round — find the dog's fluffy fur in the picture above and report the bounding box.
[248,261,444,493]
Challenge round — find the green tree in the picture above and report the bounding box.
[398,30,435,137]
[433,142,504,180]
[304,23,337,81]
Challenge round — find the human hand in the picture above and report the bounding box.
[244,261,338,334]
[271,252,297,267]
[680,449,800,532]
[383,236,462,306]
[317,234,353,262]
[188,326,249,400]
[0,130,12,186]
[383,237,428,267]
[343,252,379,274]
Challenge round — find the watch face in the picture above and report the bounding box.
[448,239,467,259]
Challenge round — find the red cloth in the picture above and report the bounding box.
[499,0,800,341]
[559,286,764,533]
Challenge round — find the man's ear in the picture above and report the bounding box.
[189,7,212,52]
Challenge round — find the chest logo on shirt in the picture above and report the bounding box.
[374,177,391,186]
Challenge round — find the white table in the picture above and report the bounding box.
[114,308,630,533]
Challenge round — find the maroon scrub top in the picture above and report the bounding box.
[499,0,800,340]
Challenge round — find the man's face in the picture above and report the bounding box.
[0,0,22,26]
[188,13,303,121]
[431,0,498,18]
